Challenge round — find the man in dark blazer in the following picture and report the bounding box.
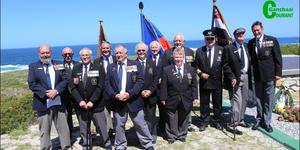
[135,42,160,143]
[94,41,116,136]
[223,28,251,135]
[160,47,198,144]
[69,48,112,150]
[195,30,224,131]
[161,33,196,132]
[248,21,282,132]
[105,45,154,150]
[61,47,79,138]
[28,44,71,150]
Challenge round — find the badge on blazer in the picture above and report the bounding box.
[54,64,65,70]
[148,67,153,74]
[132,74,137,82]
[88,70,99,77]
[73,77,79,85]
[112,67,116,72]
[219,50,222,55]
[265,50,271,56]
[37,67,43,70]
[217,56,222,62]
[91,78,97,85]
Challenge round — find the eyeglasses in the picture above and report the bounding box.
[137,49,146,52]
[63,53,73,56]
[205,37,215,41]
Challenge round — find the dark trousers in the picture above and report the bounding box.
[158,102,166,133]
[144,101,157,142]
[78,109,111,148]
[165,101,190,141]
[199,88,222,126]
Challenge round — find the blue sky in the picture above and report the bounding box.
[1,0,299,49]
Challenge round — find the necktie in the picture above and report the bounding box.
[178,67,182,83]
[240,44,245,69]
[256,38,260,49]
[67,63,71,69]
[45,64,52,88]
[83,64,88,88]
[153,56,157,66]
[117,62,123,91]
[208,48,211,67]
[141,61,145,73]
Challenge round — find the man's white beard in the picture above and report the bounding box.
[40,58,51,64]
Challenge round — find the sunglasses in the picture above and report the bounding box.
[205,37,215,41]
[137,49,146,52]
[63,53,73,56]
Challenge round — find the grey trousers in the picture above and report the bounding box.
[229,74,249,124]
[165,107,190,141]
[78,110,111,148]
[114,107,153,150]
[255,80,275,126]
[104,107,114,132]
[38,106,71,150]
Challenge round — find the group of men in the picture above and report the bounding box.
[28,21,282,150]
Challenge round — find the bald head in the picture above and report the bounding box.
[173,33,185,48]
[39,44,51,64]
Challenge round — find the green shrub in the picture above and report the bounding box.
[281,44,300,55]
[0,94,36,134]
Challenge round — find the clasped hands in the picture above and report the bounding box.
[46,89,58,100]
[115,92,130,101]
[79,100,94,109]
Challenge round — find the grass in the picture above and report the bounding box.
[281,44,299,55]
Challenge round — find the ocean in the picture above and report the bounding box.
[1,37,299,73]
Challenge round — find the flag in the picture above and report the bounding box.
[211,4,232,47]
[140,13,172,56]
[97,21,107,58]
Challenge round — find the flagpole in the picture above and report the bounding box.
[139,1,145,42]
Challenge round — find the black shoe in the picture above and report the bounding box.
[239,122,250,128]
[188,126,195,132]
[199,125,206,132]
[146,146,154,150]
[178,138,186,142]
[252,121,261,130]
[264,125,273,133]
[225,125,243,135]
[212,122,223,130]
[167,139,175,144]
[105,145,113,150]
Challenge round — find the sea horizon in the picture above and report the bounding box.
[1,37,299,73]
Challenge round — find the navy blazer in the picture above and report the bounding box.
[136,57,159,105]
[105,59,144,112]
[195,45,223,90]
[248,34,282,82]
[69,62,105,112]
[160,64,198,111]
[28,60,68,112]
[222,42,252,90]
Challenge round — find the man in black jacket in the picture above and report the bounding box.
[135,42,160,143]
[160,47,198,143]
[195,30,224,131]
[248,21,282,132]
[223,28,251,135]
[161,33,196,132]
[69,48,112,150]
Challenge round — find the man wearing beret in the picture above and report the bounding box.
[248,21,282,132]
[223,28,251,134]
[194,30,224,131]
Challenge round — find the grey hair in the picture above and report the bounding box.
[135,42,149,53]
[79,47,93,56]
[150,41,161,49]
[115,44,128,53]
[174,33,185,41]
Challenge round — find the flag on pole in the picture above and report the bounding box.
[211,2,232,47]
[97,21,107,58]
[140,13,172,56]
